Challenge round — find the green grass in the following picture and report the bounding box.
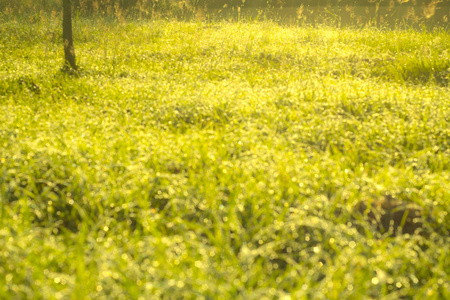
[0,14,449,299]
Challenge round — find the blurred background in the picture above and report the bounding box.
[1,0,449,27]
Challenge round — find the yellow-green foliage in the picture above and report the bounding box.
[0,15,449,299]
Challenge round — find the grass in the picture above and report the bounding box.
[0,13,449,299]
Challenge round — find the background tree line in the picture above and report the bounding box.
[1,0,449,27]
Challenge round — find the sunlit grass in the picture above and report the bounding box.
[0,15,449,299]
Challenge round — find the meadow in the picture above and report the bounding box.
[0,13,449,299]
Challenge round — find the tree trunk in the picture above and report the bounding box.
[63,0,77,71]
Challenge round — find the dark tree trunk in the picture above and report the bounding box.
[63,0,77,71]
